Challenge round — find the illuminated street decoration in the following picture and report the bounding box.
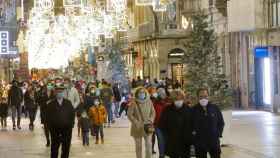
[26,0,128,69]
[136,0,153,6]
[63,0,83,7]
[34,0,54,12]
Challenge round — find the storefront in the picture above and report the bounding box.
[168,48,185,86]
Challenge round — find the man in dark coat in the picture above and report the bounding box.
[46,85,75,158]
[8,80,23,130]
[112,82,122,118]
[192,88,225,158]
[159,90,192,158]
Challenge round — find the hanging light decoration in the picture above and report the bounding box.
[26,0,128,69]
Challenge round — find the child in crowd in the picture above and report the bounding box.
[0,97,8,129]
[89,98,107,144]
[80,111,91,146]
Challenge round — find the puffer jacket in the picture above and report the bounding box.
[88,105,107,126]
[128,87,156,138]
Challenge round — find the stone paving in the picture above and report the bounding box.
[0,111,279,158]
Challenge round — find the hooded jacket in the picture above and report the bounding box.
[128,87,156,138]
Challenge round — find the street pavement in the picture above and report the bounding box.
[0,110,279,158]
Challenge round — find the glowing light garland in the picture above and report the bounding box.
[26,0,128,69]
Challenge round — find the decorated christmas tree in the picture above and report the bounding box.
[106,45,130,93]
[183,12,232,109]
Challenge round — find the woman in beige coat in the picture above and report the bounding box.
[128,87,156,158]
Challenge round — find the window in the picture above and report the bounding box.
[271,0,280,27]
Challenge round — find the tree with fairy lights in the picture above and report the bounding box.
[106,45,130,93]
[183,12,232,109]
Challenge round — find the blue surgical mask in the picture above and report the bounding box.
[56,92,64,99]
[95,89,100,96]
[138,93,146,100]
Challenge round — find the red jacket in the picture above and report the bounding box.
[152,98,171,127]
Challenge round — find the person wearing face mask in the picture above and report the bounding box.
[88,98,107,144]
[84,85,99,112]
[192,88,225,158]
[8,80,23,130]
[151,88,171,158]
[38,82,55,147]
[46,85,75,158]
[158,90,192,158]
[128,87,156,158]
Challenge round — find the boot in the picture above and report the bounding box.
[95,139,99,144]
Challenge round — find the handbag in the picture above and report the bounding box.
[136,104,154,134]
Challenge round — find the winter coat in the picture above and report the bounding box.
[46,99,75,129]
[24,90,38,110]
[128,88,156,138]
[84,95,98,112]
[88,105,107,126]
[39,90,55,124]
[65,87,80,109]
[100,87,113,105]
[80,117,91,132]
[159,104,192,156]
[8,85,23,107]
[152,98,170,127]
[192,103,225,150]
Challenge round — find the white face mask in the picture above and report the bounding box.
[174,100,184,108]
[152,93,158,98]
[199,99,209,107]
[94,100,100,106]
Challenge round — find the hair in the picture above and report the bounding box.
[197,88,209,97]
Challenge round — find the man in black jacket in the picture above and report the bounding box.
[8,80,23,130]
[192,88,225,158]
[46,85,75,158]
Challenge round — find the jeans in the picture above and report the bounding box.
[134,135,152,158]
[11,106,21,127]
[114,101,120,117]
[104,102,113,123]
[82,131,89,145]
[155,128,165,157]
[95,125,104,140]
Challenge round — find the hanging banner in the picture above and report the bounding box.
[136,0,153,6]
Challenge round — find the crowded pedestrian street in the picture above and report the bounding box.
[0,111,279,158]
[1,0,280,158]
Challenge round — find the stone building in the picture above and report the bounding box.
[124,0,229,86]
[124,0,190,85]
[227,0,280,113]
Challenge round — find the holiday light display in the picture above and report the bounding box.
[26,0,128,69]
